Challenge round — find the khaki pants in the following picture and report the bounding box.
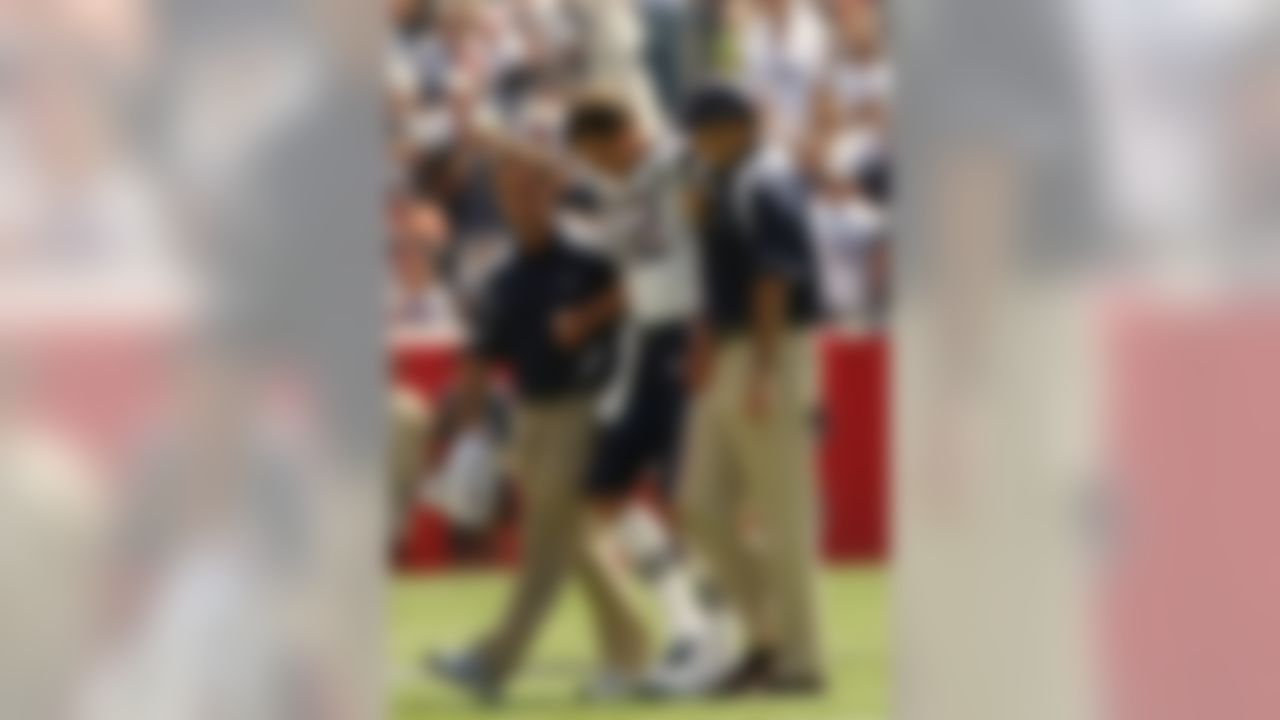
[680,331,825,679]
[479,397,650,680]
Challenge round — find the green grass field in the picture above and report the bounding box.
[389,565,886,720]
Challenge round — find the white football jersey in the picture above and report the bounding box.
[562,141,700,327]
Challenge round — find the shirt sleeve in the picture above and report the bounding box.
[561,183,605,215]
[558,183,621,257]
[747,181,815,283]
[469,273,509,361]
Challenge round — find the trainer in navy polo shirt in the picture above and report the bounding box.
[683,84,821,336]
[677,83,830,694]
[472,233,620,400]
[696,154,822,336]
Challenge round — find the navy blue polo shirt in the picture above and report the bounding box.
[697,153,821,335]
[472,235,619,400]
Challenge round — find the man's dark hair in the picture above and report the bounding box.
[682,83,757,131]
[565,97,633,145]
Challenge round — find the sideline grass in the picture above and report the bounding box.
[389,566,886,720]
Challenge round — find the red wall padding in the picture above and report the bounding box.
[392,335,889,570]
[818,335,889,562]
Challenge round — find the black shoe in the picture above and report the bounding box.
[713,647,777,697]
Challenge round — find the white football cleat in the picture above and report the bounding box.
[644,631,736,698]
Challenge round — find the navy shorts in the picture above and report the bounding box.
[585,323,689,501]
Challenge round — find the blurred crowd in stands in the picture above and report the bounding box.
[385,0,892,342]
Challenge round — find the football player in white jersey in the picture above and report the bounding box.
[560,95,733,698]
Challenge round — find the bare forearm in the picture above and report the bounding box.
[751,275,788,371]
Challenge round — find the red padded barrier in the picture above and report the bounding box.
[393,335,889,570]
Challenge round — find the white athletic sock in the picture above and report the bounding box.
[612,504,707,644]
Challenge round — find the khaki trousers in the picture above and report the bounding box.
[479,397,649,680]
[680,331,826,679]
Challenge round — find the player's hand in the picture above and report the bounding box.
[552,309,589,350]
[686,323,716,393]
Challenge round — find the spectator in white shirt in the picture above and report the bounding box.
[734,0,830,144]
[387,197,461,339]
[825,0,892,119]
